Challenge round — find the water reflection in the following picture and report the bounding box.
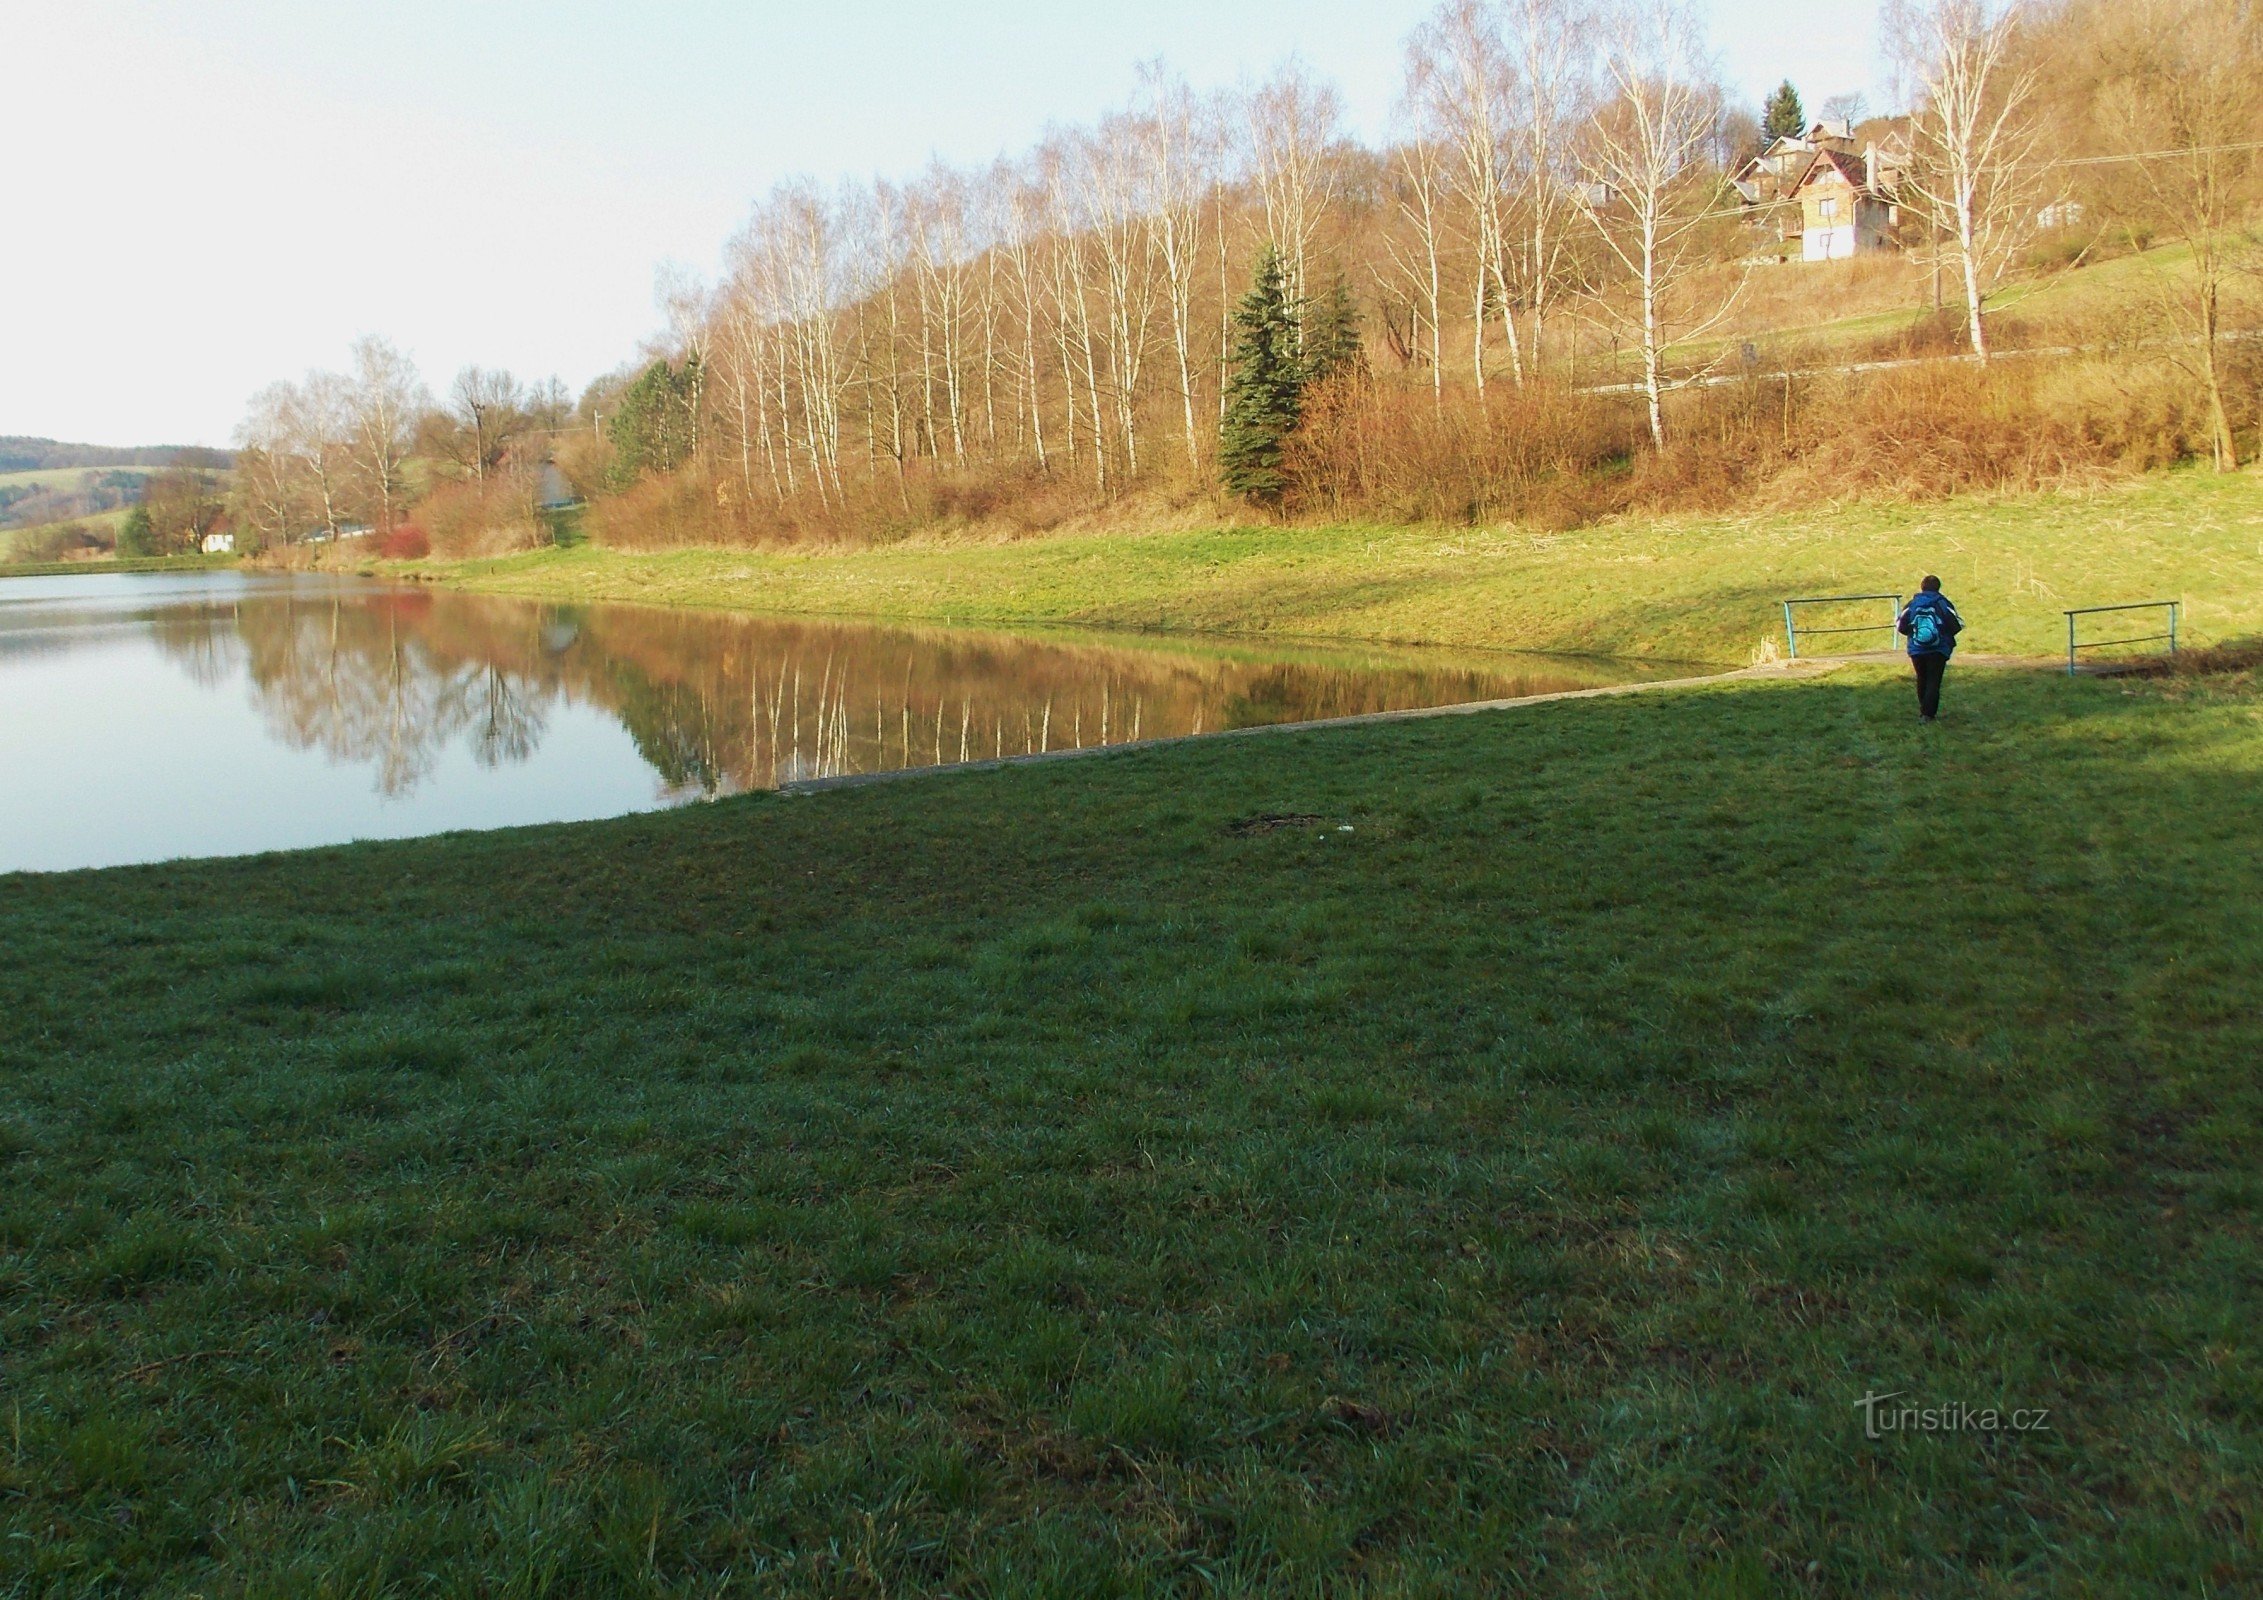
[0,572,1676,870]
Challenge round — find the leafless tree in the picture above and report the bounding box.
[1382,134,1454,399]
[1576,0,1744,448]
[1500,0,1599,368]
[293,370,356,538]
[1889,0,2050,359]
[450,366,527,481]
[1136,63,1220,466]
[2084,0,2263,465]
[232,382,308,545]
[345,337,428,532]
[1407,3,1520,388]
[1246,60,1346,322]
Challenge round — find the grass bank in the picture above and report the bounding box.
[3,662,2258,1592]
[415,469,2263,666]
[0,551,237,580]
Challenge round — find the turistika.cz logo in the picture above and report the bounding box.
[1855,1391,2053,1440]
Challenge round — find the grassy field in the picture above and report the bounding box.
[3,661,2258,1593]
[418,469,2263,667]
[1603,238,2228,373]
[0,548,235,579]
[0,466,160,495]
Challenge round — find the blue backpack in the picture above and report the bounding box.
[1908,598,1957,650]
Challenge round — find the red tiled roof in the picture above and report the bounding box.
[1790,148,1876,195]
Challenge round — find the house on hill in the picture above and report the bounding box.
[1736,117,1911,262]
[1791,147,1896,260]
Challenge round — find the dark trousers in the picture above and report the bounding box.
[1913,653,1947,719]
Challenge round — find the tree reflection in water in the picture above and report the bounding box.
[140,582,1665,797]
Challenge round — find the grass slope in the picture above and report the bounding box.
[0,466,160,495]
[0,547,234,579]
[0,509,132,563]
[421,470,2263,667]
[3,664,2258,1593]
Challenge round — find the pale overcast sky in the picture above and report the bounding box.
[1,0,1887,447]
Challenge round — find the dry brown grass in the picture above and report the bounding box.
[1285,377,1633,525]
[1710,254,1934,339]
[1277,350,2219,525]
[2125,635,2263,678]
[589,452,1213,552]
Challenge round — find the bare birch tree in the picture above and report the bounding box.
[232,381,307,545]
[1076,120,1162,477]
[1383,134,1454,399]
[992,160,1055,472]
[1407,2,1522,388]
[1576,1,1742,448]
[1889,0,2049,359]
[1246,60,1346,322]
[1501,0,1598,367]
[2084,0,2263,465]
[346,337,426,532]
[1136,63,1218,466]
[296,370,355,539]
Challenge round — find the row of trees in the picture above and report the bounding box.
[623,0,2257,513]
[229,0,2263,547]
[592,5,1734,520]
[230,339,573,547]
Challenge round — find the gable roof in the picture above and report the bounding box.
[1790,147,1875,196]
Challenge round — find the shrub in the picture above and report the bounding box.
[379,523,430,560]
[12,520,112,563]
[1285,376,1632,525]
[420,477,545,559]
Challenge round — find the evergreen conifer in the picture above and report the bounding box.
[1762,81,1805,141]
[608,357,702,487]
[1218,246,1304,503]
[1301,277,1366,388]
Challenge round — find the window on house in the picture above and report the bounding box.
[1818,197,1838,223]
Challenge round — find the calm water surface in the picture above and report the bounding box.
[0,571,1675,872]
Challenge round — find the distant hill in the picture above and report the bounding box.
[0,439,233,531]
[0,437,231,474]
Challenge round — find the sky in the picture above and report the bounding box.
[1,0,1889,448]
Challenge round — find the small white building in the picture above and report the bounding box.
[201,531,236,555]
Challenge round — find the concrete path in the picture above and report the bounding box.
[779,658,1849,797]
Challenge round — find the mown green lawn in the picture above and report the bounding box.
[3,662,2258,1594]
[418,469,2263,667]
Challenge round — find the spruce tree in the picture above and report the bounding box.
[607,357,701,487]
[1301,277,1366,388]
[116,503,159,558]
[1762,80,1805,142]
[1218,246,1304,503]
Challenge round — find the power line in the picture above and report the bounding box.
[2050,138,2263,170]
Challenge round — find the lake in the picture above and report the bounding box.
[0,571,1678,873]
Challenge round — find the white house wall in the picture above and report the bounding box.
[1804,224,1856,261]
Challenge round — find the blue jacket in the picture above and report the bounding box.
[1899,591,1962,657]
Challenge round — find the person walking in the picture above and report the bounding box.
[1898,576,1963,722]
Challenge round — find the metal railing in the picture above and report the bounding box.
[2064,601,2180,675]
[1782,593,1904,660]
